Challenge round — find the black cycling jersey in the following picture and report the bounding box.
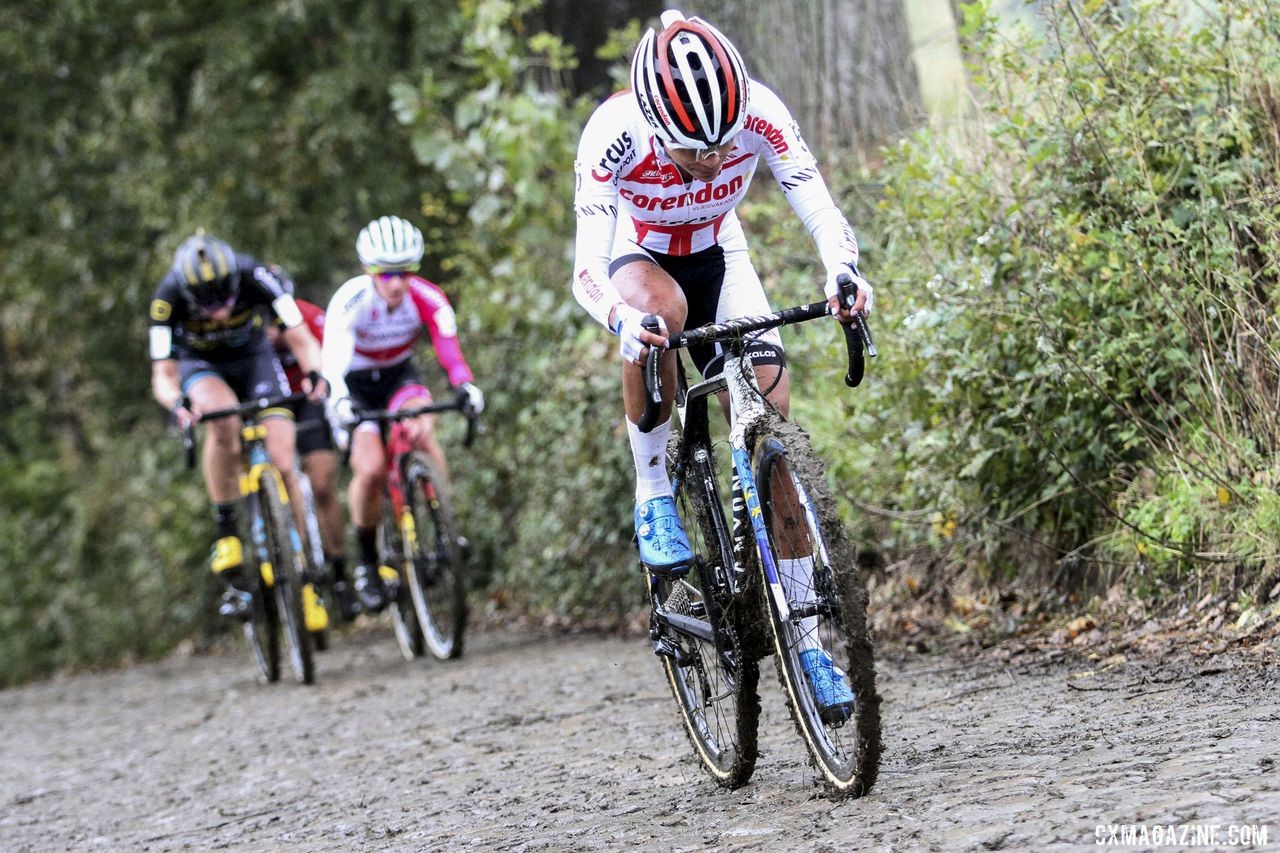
[149,254,296,360]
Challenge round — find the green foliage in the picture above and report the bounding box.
[393,0,639,622]
[0,0,472,683]
[842,0,1280,591]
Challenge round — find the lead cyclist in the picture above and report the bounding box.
[571,8,873,717]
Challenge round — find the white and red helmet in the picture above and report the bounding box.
[630,10,749,150]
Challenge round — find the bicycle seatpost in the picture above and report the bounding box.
[637,314,664,433]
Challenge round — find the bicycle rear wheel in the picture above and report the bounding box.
[243,500,281,683]
[402,452,467,660]
[751,416,880,797]
[652,439,760,789]
[259,473,316,685]
[380,499,425,661]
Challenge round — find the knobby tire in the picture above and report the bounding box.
[260,473,316,685]
[297,473,329,652]
[242,497,281,683]
[381,498,426,661]
[750,415,881,797]
[403,452,467,661]
[654,435,760,789]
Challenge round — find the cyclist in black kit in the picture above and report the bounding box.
[149,232,327,619]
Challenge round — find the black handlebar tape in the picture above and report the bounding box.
[636,314,664,433]
[182,423,197,470]
[464,415,478,448]
[836,274,867,387]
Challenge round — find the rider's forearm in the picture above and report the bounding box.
[320,324,355,402]
[282,324,322,376]
[797,199,860,272]
[151,359,184,411]
[571,160,624,329]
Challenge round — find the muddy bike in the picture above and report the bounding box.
[184,393,328,684]
[351,398,477,662]
[292,418,336,651]
[637,274,882,796]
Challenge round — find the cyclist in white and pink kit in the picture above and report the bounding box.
[323,215,484,613]
[572,9,871,714]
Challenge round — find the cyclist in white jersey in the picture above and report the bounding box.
[323,215,484,613]
[571,9,871,714]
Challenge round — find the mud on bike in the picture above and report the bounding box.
[637,273,882,797]
[183,392,328,684]
[348,397,478,662]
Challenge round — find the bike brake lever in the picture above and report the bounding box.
[182,422,197,470]
[836,274,867,388]
[636,314,664,433]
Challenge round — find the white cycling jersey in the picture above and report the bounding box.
[321,274,473,403]
[571,80,858,329]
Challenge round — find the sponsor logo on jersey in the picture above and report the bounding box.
[778,168,817,193]
[744,115,789,155]
[577,269,605,303]
[150,299,172,321]
[592,131,633,182]
[183,307,256,333]
[619,174,745,213]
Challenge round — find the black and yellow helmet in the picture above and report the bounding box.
[173,232,239,308]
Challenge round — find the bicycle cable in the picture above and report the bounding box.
[735,327,783,402]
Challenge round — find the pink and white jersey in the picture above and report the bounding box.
[572,81,858,329]
[321,274,473,402]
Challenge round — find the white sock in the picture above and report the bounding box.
[627,416,672,503]
[778,555,820,652]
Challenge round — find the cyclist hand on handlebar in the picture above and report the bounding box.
[612,302,668,365]
[303,369,329,403]
[170,397,198,430]
[824,264,873,324]
[455,382,485,416]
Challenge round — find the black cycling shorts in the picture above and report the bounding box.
[610,244,786,378]
[179,340,291,407]
[343,359,428,412]
[286,398,334,456]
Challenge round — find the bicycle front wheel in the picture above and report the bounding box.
[296,472,329,651]
[652,439,760,789]
[751,416,880,797]
[402,452,467,660]
[243,498,281,684]
[259,472,316,685]
[380,500,425,661]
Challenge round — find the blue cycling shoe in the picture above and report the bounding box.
[635,496,694,574]
[800,648,856,726]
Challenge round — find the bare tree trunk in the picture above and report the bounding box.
[686,0,923,157]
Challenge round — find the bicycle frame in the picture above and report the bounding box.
[677,349,796,624]
[641,275,881,794]
[239,421,296,586]
[352,400,475,555]
[381,420,423,554]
